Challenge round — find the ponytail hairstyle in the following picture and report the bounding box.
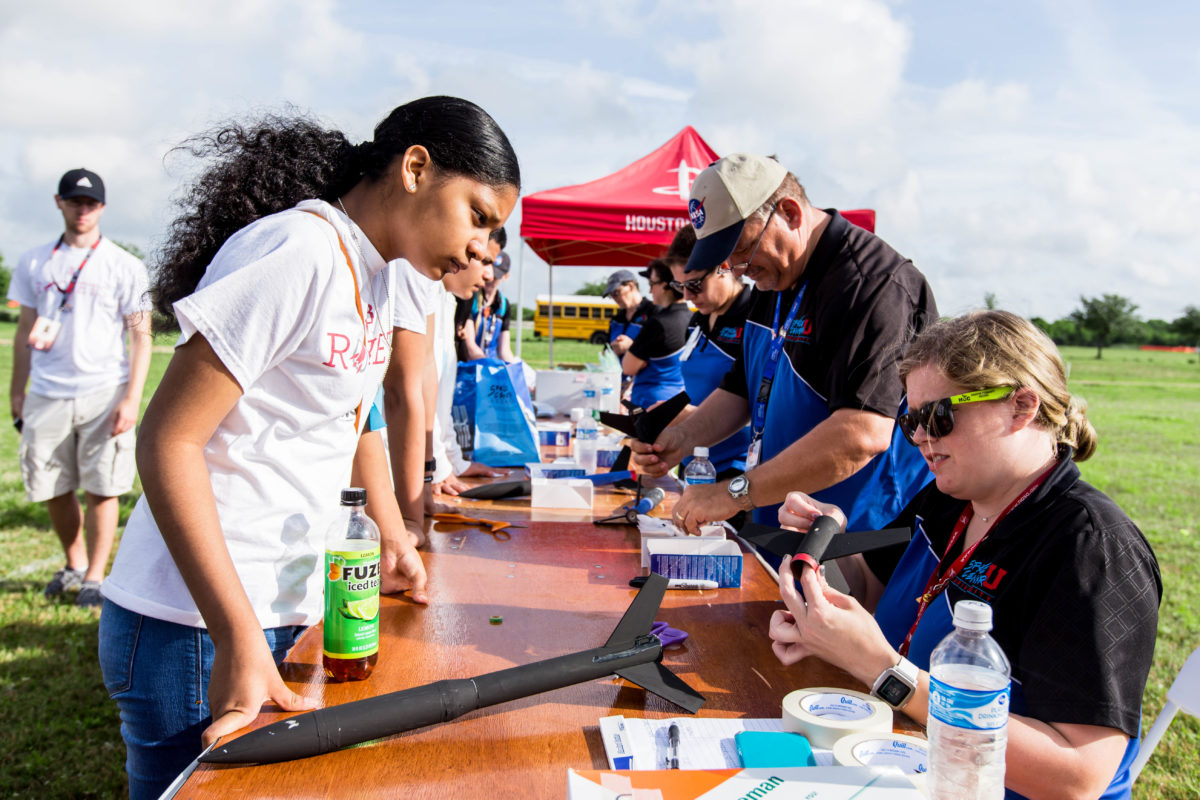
[898,310,1097,462]
[153,96,520,323]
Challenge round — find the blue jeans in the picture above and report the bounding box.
[98,599,307,800]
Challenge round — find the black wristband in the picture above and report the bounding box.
[424,459,437,473]
[423,474,434,484]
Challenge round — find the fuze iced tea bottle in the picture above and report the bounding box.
[323,488,381,681]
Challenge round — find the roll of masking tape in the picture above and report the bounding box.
[781,687,893,749]
[832,731,929,794]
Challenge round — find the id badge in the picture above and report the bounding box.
[28,315,62,351]
[745,437,762,470]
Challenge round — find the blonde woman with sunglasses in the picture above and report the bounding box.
[768,310,1160,800]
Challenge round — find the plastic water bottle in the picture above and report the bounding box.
[323,488,381,682]
[575,412,599,474]
[582,377,598,413]
[682,446,717,485]
[927,600,1011,800]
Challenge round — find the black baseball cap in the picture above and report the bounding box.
[491,251,511,277]
[58,168,105,204]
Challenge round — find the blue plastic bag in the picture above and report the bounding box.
[452,358,540,466]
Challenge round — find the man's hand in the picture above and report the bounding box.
[671,480,739,535]
[110,395,140,436]
[630,426,688,477]
[611,334,633,356]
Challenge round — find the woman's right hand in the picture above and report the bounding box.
[202,635,318,748]
[778,491,846,533]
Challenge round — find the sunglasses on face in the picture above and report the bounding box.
[669,266,730,295]
[896,386,1015,445]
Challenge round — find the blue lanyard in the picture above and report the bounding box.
[751,282,807,437]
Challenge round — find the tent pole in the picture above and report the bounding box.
[515,241,526,360]
[548,262,554,368]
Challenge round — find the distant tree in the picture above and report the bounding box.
[577,279,607,296]
[0,251,9,303]
[984,291,998,310]
[1173,306,1200,354]
[1143,319,1179,347]
[1070,294,1140,359]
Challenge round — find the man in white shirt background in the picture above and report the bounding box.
[7,168,153,606]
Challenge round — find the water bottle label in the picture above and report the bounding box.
[684,476,716,485]
[324,544,381,659]
[929,677,1010,730]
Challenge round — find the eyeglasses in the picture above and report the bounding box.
[670,266,730,295]
[896,386,1015,445]
[729,204,777,273]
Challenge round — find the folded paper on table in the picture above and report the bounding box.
[566,765,925,800]
[530,477,593,510]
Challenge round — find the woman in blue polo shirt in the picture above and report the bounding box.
[621,259,690,409]
[670,258,753,477]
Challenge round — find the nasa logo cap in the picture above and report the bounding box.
[685,154,786,273]
[57,168,106,204]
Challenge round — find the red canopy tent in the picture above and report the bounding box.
[514,127,876,360]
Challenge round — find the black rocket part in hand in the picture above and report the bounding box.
[598,391,690,444]
[737,517,911,566]
[200,573,703,766]
[458,478,532,500]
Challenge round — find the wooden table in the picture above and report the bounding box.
[178,478,918,799]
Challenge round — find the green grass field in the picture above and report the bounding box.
[0,325,1195,798]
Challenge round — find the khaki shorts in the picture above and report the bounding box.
[18,387,137,502]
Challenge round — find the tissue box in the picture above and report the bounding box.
[639,523,726,568]
[596,436,625,468]
[527,462,587,480]
[531,478,593,510]
[534,370,621,415]
[647,537,742,587]
[536,421,572,448]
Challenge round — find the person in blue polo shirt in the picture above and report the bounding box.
[664,229,753,479]
[633,153,938,535]
[605,269,655,357]
[621,258,690,409]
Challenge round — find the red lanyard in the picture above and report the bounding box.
[898,460,1057,656]
[49,235,102,310]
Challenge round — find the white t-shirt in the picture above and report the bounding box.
[392,258,435,333]
[104,199,394,629]
[7,236,149,398]
[428,282,470,480]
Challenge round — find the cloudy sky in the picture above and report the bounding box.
[1,0,1196,322]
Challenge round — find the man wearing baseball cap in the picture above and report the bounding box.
[603,269,655,356]
[7,168,152,606]
[633,154,938,536]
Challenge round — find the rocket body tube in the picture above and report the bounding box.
[793,515,839,572]
[203,636,664,765]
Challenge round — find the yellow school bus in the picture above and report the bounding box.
[532,294,619,344]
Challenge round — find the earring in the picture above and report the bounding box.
[408,182,416,191]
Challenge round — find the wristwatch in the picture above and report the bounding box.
[726,474,754,511]
[870,656,919,710]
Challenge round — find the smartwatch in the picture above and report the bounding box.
[870,656,919,710]
[727,474,754,511]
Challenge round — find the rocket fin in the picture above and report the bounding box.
[614,661,705,714]
[738,522,911,562]
[604,573,667,648]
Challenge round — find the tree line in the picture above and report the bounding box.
[1032,294,1200,359]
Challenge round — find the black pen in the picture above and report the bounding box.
[667,722,680,769]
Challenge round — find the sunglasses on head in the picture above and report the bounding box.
[896,386,1015,445]
[670,266,730,295]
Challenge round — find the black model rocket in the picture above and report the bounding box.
[201,572,703,765]
[738,516,912,570]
